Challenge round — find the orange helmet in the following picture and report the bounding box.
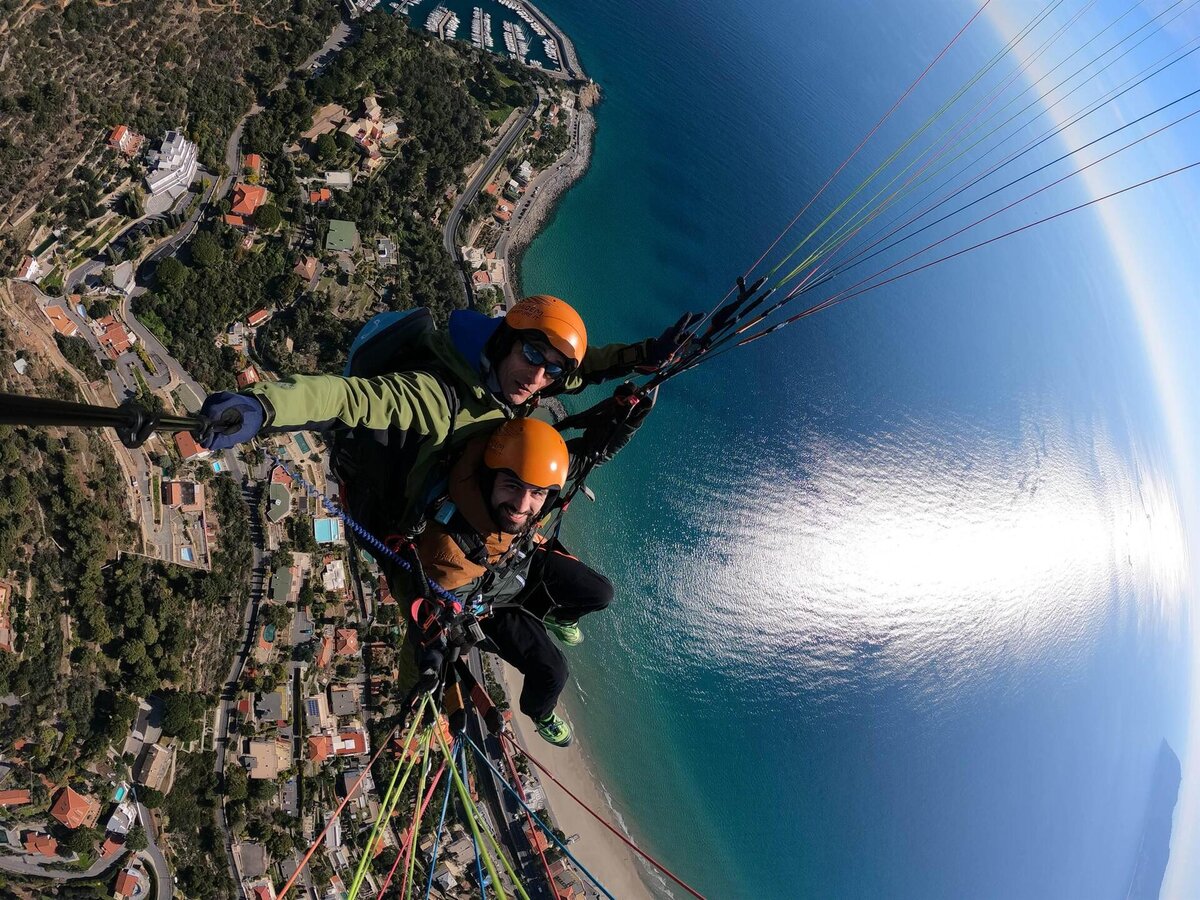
[505,295,588,370]
[483,418,569,490]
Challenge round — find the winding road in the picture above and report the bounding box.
[442,93,542,308]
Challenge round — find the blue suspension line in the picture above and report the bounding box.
[465,736,617,900]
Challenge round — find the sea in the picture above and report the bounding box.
[412,0,1197,896]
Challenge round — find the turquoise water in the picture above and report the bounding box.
[519,0,1195,897]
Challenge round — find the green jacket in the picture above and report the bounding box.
[247,323,650,532]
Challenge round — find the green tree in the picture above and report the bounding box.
[314,132,337,162]
[254,204,282,231]
[156,257,188,294]
[125,825,148,852]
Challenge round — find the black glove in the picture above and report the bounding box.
[574,383,657,464]
[638,311,705,372]
[198,392,266,450]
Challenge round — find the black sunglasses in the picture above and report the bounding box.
[520,341,568,379]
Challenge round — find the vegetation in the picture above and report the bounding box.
[0,1,341,234]
[54,335,105,382]
[165,750,233,899]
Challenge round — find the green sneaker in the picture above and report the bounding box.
[543,616,583,646]
[535,711,573,747]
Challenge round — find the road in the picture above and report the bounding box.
[466,652,555,899]
[138,801,175,899]
[442,94,541,307]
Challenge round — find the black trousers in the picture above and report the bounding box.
[482,544,612,720]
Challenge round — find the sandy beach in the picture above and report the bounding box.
[500,662,656,900]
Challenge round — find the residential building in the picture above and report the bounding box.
[99,834,125,858]
[516,160,534,183]
[324,170,354,191]
[325,219,359,253]
[294,255,320,281]
[15,256,41,281]
[23,831,58,857]
[136,742,175,793]
[105,800,137,836]
[304,694,333,734]
[322,559,346,593]
[472,269,491,287]
[244,153,263,176]
[229,183,268,218]
[0,789,31,807]
[145,130,199,197]
[334,628,359,657]
[376,237,396,266]
[308,187,332,205]
[237,365,261,388]
[494,200,514,223]
[96,315,135,358]
[267,473,293,524]
[256,688,288,727]
[306,735,333,764]
[249,880,277,900]
[43,305,78,337]
[107,125,145,157]
[314,634,334,669]
[247,308,271,328]
[174,431,211,461]
[243,738,291,779]
[114,868,142,900]
[329,685,360,718]
[162,481,204,513]
[50,786,100,829]
[108,261,136,296]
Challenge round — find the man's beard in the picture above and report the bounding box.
[494,504,529,534]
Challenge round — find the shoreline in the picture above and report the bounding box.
[503,95,598,298]
[499,661,658,900]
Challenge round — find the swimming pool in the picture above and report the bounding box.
[314,517,342,543]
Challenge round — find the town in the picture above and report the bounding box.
[1,3,601,898]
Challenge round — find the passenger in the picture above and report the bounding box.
[397,416,646,747]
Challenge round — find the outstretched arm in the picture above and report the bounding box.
[197,371,453,450]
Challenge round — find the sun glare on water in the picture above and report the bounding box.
[659,411,1188,702]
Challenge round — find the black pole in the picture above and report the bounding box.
[0,391,207,447]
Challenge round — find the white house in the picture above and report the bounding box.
[145,130,199,197]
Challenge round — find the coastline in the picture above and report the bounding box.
[500,662,657,900]
[503,93,598,297]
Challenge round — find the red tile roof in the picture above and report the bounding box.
[0,789,31,807]
[100,834,125,858]
[293,255,319,280]
[309,188,332,204]
[97,316,133,359]
[236,366,260,388]
[247,308,270,328]
[335,730,366,756]
[24,832,58,857]
[315,635,334,669]
[307,735,333,763]
[230,183,268,217]
[224,213,248,228]
[109,125,128,145]
[174,430,209,461]
[244,153,262,173]
[335,628,359,656]
[115,869,139,896]
[471,270,491,285]
[50,786,96,829]
[44,305,78,337]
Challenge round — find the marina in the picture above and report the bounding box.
[391,0,570,74]
[502,19,530,63]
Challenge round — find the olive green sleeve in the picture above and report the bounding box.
[557,340,651,393]
[245,371,452,437]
